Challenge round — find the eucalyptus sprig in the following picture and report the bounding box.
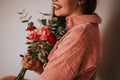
[18,9,32,23]
[37,11,51,26]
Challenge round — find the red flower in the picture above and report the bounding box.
[37,27,56,46]
[26,26,37,31]
[37,27,51,40]
[27,32,39,41]
[47,33,56,46]
[27,27,56,45]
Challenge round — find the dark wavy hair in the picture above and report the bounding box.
[82,0,97,14]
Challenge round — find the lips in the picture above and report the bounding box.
[53,3,62,10]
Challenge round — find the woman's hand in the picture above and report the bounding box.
[21,53,44,74]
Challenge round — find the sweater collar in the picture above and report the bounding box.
[66,13,102,30]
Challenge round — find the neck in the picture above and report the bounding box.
[67,7,83,18]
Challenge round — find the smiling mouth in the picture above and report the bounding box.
[53,4,62,10]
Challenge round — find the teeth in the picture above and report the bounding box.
[53,4,62,9]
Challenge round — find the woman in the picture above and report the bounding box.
[2,0,102,80]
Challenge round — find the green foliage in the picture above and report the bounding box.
[49,17,66,40]
[18,9,32,24]
[44,43,53,52]
[38,19,47,26]
[28,22,34,26]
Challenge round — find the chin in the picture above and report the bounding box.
[55,13,66,17]
[55,14,62,17]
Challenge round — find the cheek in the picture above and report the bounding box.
[63,1,78,14]
[62,6,76,15]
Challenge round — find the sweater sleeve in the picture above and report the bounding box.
[39,27,88,80]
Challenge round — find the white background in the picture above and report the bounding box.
[0,0,51,80]
[0,0,120,80]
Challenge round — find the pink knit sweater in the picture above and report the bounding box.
[39,14,102,80]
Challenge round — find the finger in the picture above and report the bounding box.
[22,57,33,66]
[22,61,33,70]
[24,53,30,57]
[21,59,31,68]
[27,59,35,66]
[22,55,32,62]
[36,60,41,67]
[22,59,37,70]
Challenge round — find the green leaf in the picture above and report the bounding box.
[18,9,26,14]
[43,13,51,16]
[21,9,26,13]
[18,12,23,14]
[37,19,41,24]
[28,22,34,26]
[19,16,25,19]
[20,54,24,57]
[51,27,56,30]
[28,16,32,21]
[26,42,32,44]
[21,20,29,23]
[38,12,51,16]
[25,12,28,18]
[39,19,47,26]
[51,24,57,26]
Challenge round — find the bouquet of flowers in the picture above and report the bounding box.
[15,10,66,80]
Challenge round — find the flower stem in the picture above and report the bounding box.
[15,67,27,80]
